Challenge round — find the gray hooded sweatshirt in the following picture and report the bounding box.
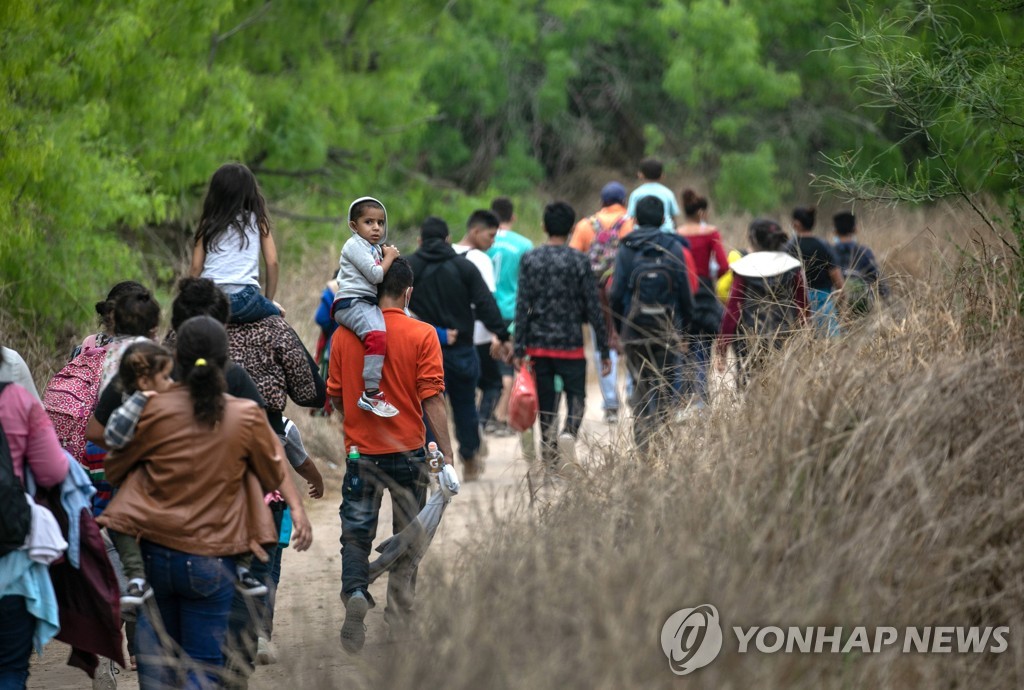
[336,196,389,301]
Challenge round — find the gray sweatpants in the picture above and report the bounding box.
[334,299,387,390]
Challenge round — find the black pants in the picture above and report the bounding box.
[625,342,676,450]
[476,343,503,424]
[533,357,587,464]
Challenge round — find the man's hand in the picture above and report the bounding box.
[272,300,287,318]
[446,328,459,345]
[383,245,401,260]
[330,396,344,423]
[600,357,612,377]
[289,507,313,552]
[296,459,325,499]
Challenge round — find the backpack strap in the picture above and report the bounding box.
[589,215,603,234]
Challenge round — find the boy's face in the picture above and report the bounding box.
[470,225,498,251]
[350,206,386,244]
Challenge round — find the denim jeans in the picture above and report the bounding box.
[136,541,236,690]
[228,286,281,325]
[533,357,586,464]
[681,335,711,406]
[340,451,428,626]
[441,345,481,461]
[808,288,840,338]
[591,328,619,411]
[0,595,33,690]
[476,343,503,424]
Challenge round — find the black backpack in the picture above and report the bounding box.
[0,382,32,557]
[626,241,680,338]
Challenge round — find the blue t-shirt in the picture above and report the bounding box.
[626,182,680,233]
[487,228,533,320]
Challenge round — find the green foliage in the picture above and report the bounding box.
[4,0,1023,344]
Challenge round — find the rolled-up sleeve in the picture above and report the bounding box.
[416,330,446,401]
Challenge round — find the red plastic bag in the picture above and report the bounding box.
[508,362,538,432]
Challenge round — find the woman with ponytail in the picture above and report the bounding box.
[98,316,312,689]
[716,219,810,385]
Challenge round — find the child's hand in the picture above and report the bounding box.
[141,390,158,398]
[272,300,287,318]
[383,245,400,260]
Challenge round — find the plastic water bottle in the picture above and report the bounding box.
[346,445,363,494]
[427,442,443,474]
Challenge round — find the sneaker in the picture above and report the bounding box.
[236,568,269,597]
[603,409,619,424]
[341,590,370,654]
[357,390,399,418]
[120,578,153,608]
[256,636,278,665]
[91,656,118,690]
[556,432,577,466]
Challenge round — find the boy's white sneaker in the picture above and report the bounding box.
[358,391,399,418]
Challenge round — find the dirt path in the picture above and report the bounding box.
[27,377,619,689]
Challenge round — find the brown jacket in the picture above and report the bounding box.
[98,386,286,557]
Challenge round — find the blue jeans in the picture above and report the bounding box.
[340,451,428,626]
[808,288,840,337]
[228,286,280,325]
[439,345,481,461]
[681,335,711,406]
[136,542,236,690]
[0,595,33,690]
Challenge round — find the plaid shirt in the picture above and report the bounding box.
[103,391,149,450]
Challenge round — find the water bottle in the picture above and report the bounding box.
[427,441,444,474]
[346,445,363,494]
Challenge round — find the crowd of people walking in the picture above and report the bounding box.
[0,158,886,688]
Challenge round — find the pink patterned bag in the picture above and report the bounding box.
[42,346,108,464]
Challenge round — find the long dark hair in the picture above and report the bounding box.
[194,163,270,253]
[174,316,228,427]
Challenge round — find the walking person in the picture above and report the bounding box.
[98,316,313,690]
[486,197,533,436]
[452,210,508,434]
[831,211,888,316]
[327,258,455,652]
[609,196,695,450]
[717,219,810,385]
[788,206,843,336]
[515,202,611,471]
[676,189,728,407]
[570,181,634,423]
[408,217,511,481]
[0,360,70,690]
[626,158,680,233]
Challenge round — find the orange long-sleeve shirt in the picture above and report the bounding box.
[327,307,445,455]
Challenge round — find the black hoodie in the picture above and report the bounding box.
[408,239,509,344]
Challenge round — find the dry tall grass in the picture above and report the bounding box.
[367,207,1024,689]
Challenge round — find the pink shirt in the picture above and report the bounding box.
[0,384,69,488]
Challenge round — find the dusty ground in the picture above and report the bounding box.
[27,375,621,689]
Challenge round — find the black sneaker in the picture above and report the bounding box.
[236,569,269,597]
[120,579,153,608]
[341,591,370,653]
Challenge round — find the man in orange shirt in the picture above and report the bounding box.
[327,257,453,654]
[569,181,634,423]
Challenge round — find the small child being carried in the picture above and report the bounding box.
[190,162,284,324]
[103,342,267,607]
[331,196,401,418]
